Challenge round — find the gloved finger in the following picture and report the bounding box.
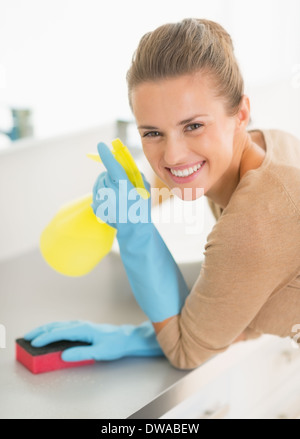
[91,172,109,214]
[30,323,92,347]
[92,172,108,195]
[24,321,74,341]
[61,346,96,362]
[97,142,129,184]
[62,345,125,362]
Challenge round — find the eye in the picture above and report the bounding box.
[186,123,204,131]
[142,131,161,138]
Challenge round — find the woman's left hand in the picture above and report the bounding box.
[24,320,163,362]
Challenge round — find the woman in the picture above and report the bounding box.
[25,19,300,370]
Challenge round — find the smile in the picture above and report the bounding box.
[170,161,206,177]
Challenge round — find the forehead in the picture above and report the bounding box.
[131,73,223,123]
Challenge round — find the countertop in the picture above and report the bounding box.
[0,246,283,419]
[0,248,201,419]
[0,194,217,419]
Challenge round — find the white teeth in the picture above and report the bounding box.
[170,162,204,177]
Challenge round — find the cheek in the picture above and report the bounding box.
[142,143,161,163]
[207,125,235,164]
[142,146,153,164]
[142,146,161,174]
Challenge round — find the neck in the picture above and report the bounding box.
[206,131,253,209]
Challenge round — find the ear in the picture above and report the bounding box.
[235,95,251,131]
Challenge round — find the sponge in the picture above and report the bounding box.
[16,338,95,374]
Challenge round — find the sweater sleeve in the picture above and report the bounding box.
[157,170,300,369]
[207,198,223,221]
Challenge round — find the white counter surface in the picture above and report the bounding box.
[0,249,195,419]
[1,247,295,419]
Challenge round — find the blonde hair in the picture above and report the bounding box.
[127,18,244,116]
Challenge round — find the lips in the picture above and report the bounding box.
[167,161,206,184]
[170,161,205,177]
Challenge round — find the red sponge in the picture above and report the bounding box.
[16,338,95,374]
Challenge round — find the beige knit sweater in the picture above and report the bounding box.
[157,129,300,369]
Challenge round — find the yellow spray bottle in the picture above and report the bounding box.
[40,139,149,277]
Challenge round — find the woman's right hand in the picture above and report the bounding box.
[91,142,151,229]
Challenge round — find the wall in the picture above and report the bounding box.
[1,0,299,139]
[247,80,300,139]
[1,0,299,262]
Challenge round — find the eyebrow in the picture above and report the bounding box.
[138,114,209,130]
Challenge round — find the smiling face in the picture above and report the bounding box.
[131,72,243,202]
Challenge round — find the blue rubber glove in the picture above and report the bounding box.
[24,320,163,361]
[92,142,189,323]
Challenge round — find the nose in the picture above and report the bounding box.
[163,136,189,167]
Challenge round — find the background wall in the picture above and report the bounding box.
[0,123,116,261]
[1,0,300,139]
[0,0,299,261]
